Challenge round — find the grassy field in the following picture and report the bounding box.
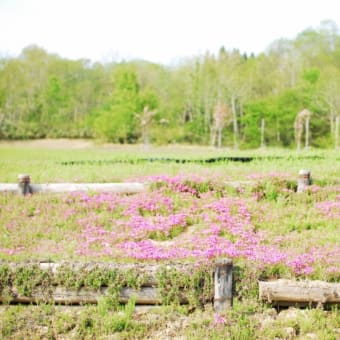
[0,140,339,339]
[0,139,339,182]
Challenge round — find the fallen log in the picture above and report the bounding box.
[5,286,168,305]
[0,182,146,195]
[259,279,340,307]
[0,181,255,194]
[0,184,17,193]
[0,260,233,308]
[28,182,146,194]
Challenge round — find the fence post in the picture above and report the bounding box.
[297,169,311,193]
[18,174,33,195]
[214,258,233,312]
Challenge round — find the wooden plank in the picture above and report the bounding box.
[259,280,340,306]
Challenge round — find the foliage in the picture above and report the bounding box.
[156,264,213,308]
[1,21,340,146]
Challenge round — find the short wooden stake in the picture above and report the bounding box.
[297,169,311,193]
[214,258,233,312]
[18,174,33,196]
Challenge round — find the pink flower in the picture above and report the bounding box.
[212,313,227,328]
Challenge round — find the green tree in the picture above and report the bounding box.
[94,67,141,143]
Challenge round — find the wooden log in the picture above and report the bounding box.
[259,280,340,306]
[297,169,311,193]
[3,286,166,305]
[213,258,233,312]
[0,184,17,193]
[29,183,146,194]
[0,260,231,306]
[0,182,146,194]
[3,261,198,287]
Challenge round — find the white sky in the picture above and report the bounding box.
[1,0,340,65]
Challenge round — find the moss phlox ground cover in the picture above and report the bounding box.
[1,174,339,281]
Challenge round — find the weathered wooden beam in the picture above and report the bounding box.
[0,184,18,193]
[0,181,146,195]
[0,259,232,306]
[259,280,340,306]
[29,182,146,194]
[4,261,196,286]
[3,286,167,305]
[213,258,233,312]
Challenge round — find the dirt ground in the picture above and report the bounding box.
[0,139,95,149]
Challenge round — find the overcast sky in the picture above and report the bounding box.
[1,0,340,65]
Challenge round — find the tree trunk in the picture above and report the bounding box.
[297,137,301,151]
[204,94,210,134]
[210,127,216,147]
[335,116,339,149]
[217,128,222,148]
[276,118,281,143]
[260,118,265,148]
[73,106,78,122]
[231,96,238,149]
[305,116,310,149]
[330,108,335,137]
[0,114,4,126]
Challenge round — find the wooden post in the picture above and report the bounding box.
[214,258,233,312]
[297,169,311,193]
[18,174,32,196]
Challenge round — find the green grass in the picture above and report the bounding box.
[0,140,339,339]
[0,141,339,183]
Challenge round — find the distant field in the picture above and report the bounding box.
[0,139,339,183]
[0,140,339,339]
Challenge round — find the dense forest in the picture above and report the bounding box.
[1,21,340,148]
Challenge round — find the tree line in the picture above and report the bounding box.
[1,20,340,148]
